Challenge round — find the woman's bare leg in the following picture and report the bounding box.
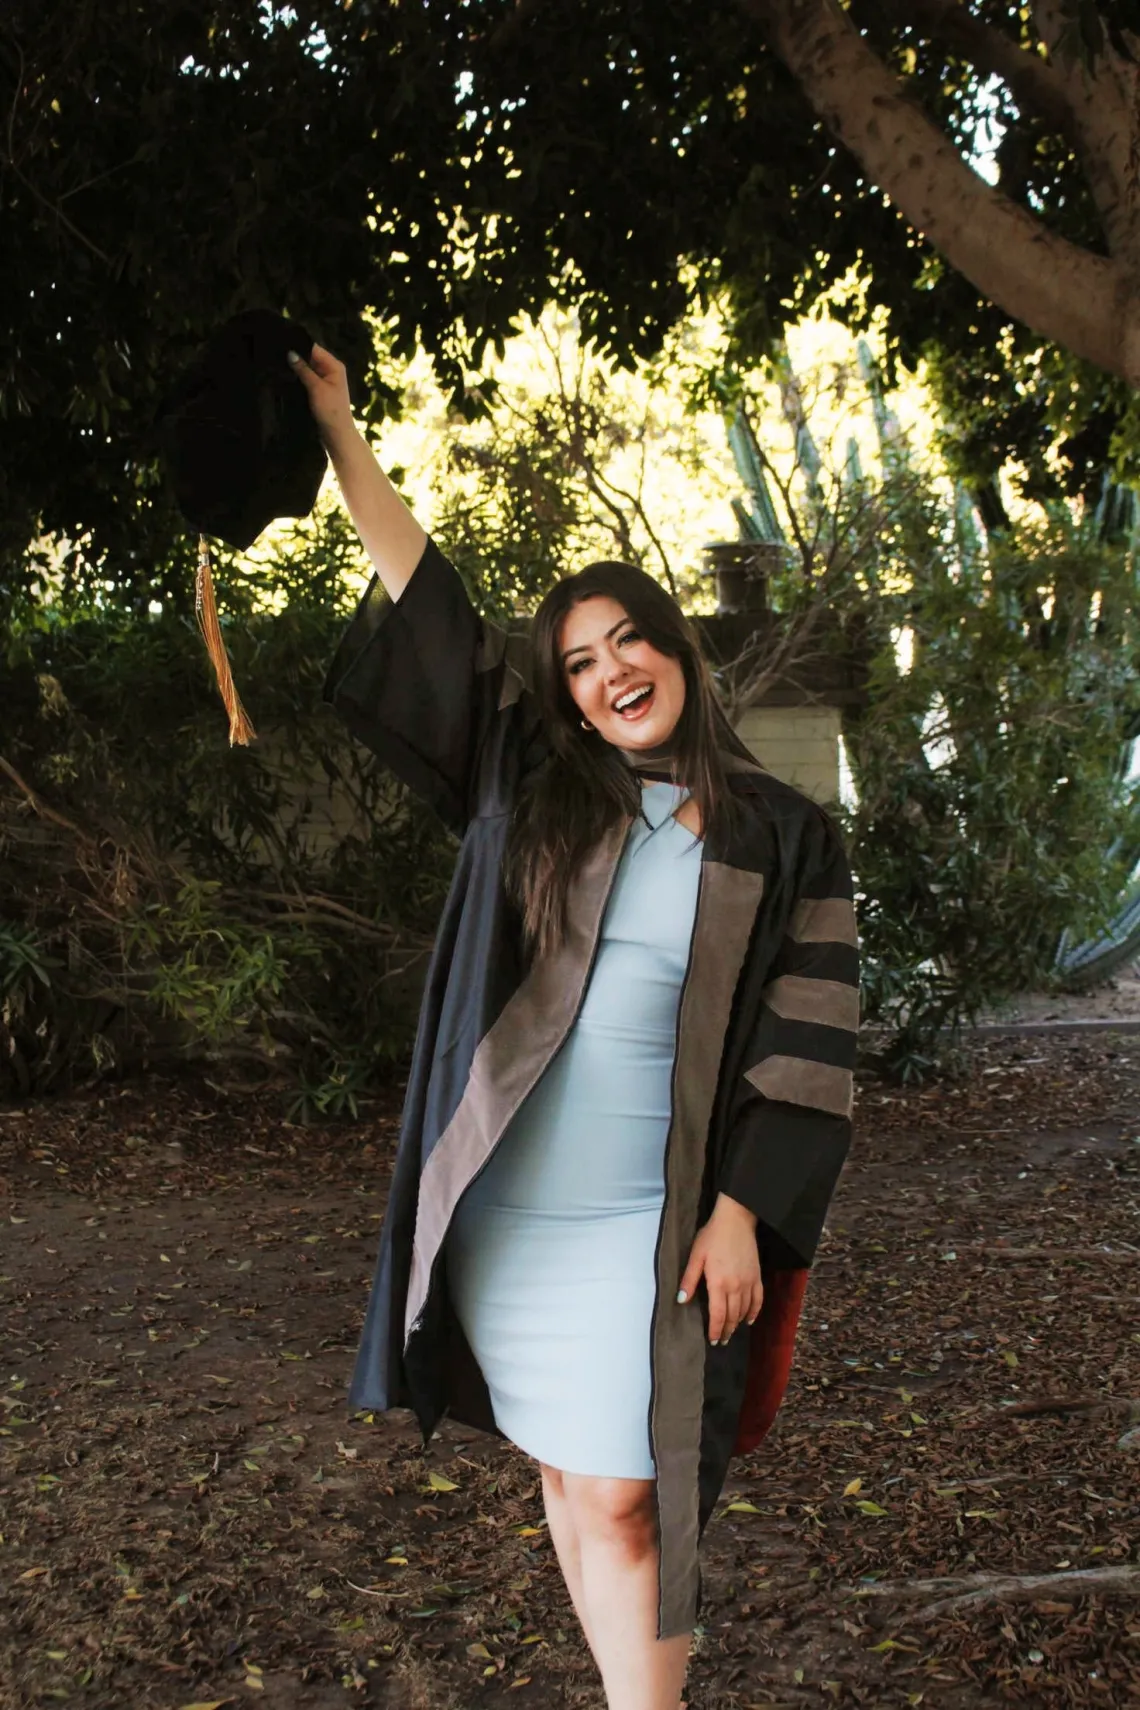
[538,1461,599,1660]
[562,1472,691,1710]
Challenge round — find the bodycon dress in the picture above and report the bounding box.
[444,781,702,1477]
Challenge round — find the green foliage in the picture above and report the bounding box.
[288,1051,378,1123]
[720,354,1140,1074]
[6,351,705,1101]
[422,353,1140,1082]
[0,922,54,1001]
[838,490,1140,1077]
[0,535,455,1100]
[431,420,587,624]
[128,881,293,1044]
[424,316,717,613]
[0,923,61,1093]
[6,287,1140,1101]
[7,0,1136,628]
[923,338,1140,515]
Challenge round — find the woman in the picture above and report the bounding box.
[289,343,859,1710]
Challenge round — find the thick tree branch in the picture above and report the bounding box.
[1031,0,1140,267]
[889,0,1136,241]
[739,0,1140,385]
[895,0,1075,135]
[908,2,1133,257]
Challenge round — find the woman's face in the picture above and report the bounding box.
[558,595,687,753]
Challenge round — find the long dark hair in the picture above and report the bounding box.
[507,561,755,958]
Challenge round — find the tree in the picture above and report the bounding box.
[467,0,1140,497]
[4,0,1139,618]
[748,2,1140,386]
[738,0,1140,502]
[0,0,492,618]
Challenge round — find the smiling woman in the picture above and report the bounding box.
[509,559,753,960]
[561,598,687,746]
[294,344,860,1710]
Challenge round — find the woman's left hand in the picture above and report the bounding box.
[677,1193,764,1345]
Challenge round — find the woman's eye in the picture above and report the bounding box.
[618,628,641,646]
[568,657,591,676]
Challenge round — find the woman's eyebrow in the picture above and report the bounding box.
[561,618,629,662]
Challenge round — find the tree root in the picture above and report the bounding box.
[928,1470,1079,1491]
[976,1245,1139,1260]
[1004,1395,1140,1420]
[850,1565,1140,1619]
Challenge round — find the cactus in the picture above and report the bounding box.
[726,404,787,545]
[726,345,1140,999]
[1052,475,1140,985]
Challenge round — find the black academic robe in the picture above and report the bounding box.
[324,538,859,1639]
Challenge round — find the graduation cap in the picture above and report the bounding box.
[159,309,328,744]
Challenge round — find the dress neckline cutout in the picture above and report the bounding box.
[640,780,696,834]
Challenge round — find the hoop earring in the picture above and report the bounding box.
[581,718,593,732]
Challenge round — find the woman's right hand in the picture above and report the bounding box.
[289,340,426,602]
[287,343,357,451]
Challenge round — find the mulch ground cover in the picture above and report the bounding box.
[1,1034,1138,1710]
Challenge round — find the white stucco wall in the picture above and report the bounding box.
[736,705,842,805]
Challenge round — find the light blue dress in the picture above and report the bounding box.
[444,782,702,1477]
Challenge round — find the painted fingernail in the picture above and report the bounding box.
[286,349,301,365]
[676,1290,688,1304]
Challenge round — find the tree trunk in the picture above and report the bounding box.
[742,0,1140,386]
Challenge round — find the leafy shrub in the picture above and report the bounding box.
[0,517,455,1102]
[6,345,1140,1102]
[840,491,1140,1076]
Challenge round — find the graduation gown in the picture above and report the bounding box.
[324,538,859,1639]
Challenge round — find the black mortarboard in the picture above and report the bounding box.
[158,310,329,744]
[160,309,327,551]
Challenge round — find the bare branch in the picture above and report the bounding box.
[746,431,815,577]
[714,603,836,724]
[0,35,113,267]
[583,461,679,593]
[526,327,681,592]
[0,755,91,841]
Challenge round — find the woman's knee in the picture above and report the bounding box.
[563,1474,657,1555]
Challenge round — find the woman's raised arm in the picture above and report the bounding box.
[287,343,425,602]
[311,339,533,834]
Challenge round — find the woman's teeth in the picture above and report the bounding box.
[615,685,653,717]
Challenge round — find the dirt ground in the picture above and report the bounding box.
[979,966,1140,1028]
[1,1034,1139,1710]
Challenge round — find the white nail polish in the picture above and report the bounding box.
[676,1290,688,1304]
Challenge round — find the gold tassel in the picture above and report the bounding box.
[195,535,256,746]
